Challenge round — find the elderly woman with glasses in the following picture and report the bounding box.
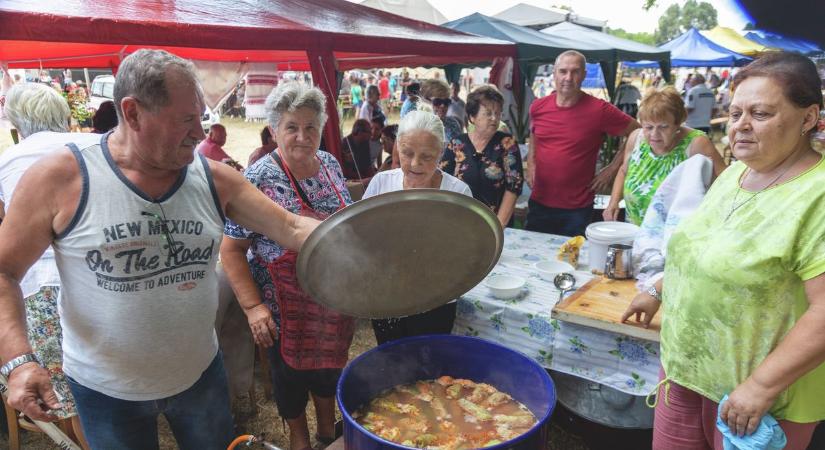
[220,82,354,450]
[364,110,471,344]
[603,87,726,225]
[441,85,524,228]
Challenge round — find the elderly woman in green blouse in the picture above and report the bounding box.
[623,52,825,449]
[603,87,726,225]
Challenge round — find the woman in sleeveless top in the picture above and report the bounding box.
[604,87,727,225]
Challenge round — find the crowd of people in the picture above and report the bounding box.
[0,47,824,450]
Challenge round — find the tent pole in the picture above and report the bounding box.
[308,48,343,163]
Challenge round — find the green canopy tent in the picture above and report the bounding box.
[442,14,670,141]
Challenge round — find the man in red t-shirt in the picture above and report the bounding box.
[526,50,639,237]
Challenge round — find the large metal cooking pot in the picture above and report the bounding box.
[337,335,556,450]
[550,370,653,429]
[297,189,503,318]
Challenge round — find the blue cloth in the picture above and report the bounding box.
[716,394,787,450]
[400,98,418,118]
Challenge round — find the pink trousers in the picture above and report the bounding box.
[652,371,818,450]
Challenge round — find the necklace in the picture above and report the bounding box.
[724,158,799,222]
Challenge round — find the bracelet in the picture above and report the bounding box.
[647,285,662,302]
[0,353,41,378]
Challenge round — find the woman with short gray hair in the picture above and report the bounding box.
[220,82,353,450]
[363,110,471,345]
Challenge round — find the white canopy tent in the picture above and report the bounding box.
[493,3,606,31]
[359,0,448,25]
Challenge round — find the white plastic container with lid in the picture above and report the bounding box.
[585,221,640,272]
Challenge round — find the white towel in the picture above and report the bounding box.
[633,154,714,291]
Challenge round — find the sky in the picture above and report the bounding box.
[364,0,754,34]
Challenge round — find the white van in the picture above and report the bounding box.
[88,75,219,134]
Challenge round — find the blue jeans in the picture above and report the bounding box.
[67,352,234,450]
[525,199,593,237]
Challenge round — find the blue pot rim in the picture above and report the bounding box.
[336,334,557,450]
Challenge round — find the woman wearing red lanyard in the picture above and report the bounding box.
[221,82,354,450]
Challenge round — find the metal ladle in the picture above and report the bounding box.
[553,272,576,303]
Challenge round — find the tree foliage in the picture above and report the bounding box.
[654,0,718,44]
[607,27,656,46]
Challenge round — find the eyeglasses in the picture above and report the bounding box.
[477,108,502,120]
[432,98,452,107]
[641,123,673,134]
[141,204,180,259]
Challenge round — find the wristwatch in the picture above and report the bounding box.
[0,353,41,378]
[647,285,662,302]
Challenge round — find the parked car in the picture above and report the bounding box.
[88,74,219,133]
[88,75,115,110]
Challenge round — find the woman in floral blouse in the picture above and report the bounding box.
[441,85,524,227]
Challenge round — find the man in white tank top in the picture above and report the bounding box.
[0,49,319,450]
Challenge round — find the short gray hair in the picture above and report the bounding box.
[114,49,201,122]
[4,82,70,137]
[398,110,445,152]
[265,82,328,129]
[554,50,587,70]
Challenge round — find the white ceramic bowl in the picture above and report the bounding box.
[485,275,526,299]
[534,260,575,275]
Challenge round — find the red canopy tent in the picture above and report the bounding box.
[0,0,516,160]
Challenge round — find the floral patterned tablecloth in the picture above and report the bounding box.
[453,228,660,396]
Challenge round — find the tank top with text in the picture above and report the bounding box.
[53,137,225,401]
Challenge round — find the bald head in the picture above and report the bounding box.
[553,50,587,97]
[209,124,227,146]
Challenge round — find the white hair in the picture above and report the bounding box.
[398,110,445,152]
[4,82,71,138]
[265,82,328,129]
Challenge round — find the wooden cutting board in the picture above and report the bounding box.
[552,277,661,342]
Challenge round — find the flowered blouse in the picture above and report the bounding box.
[224,150,352,320]
[441,116,463,144]
[441,131,524,211]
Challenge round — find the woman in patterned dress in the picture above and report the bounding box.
[220,82,353,450]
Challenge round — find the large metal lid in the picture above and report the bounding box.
[296,189,503,319]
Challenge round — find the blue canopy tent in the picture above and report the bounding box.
[744,31,822,55]
[626,28,751,68]
[582,63,606,89]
